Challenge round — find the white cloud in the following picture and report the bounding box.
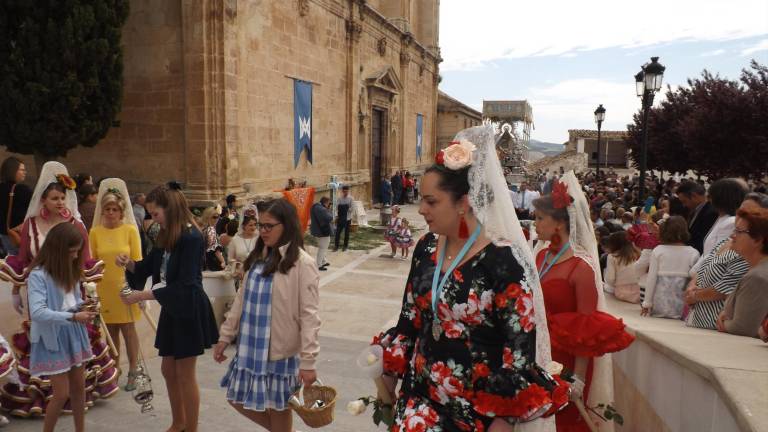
[524,79,669,142]
[700,49,726,57]
[440,0,768,70]
[741,39,768,56]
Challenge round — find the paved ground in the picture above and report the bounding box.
[1,205,426,432]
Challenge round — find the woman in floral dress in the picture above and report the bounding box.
[375,130,569,432]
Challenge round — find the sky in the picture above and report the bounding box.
[438,0,768,144]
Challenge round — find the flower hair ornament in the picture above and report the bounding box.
[106,187,123,199]
[551,181,573,209]
[435,139,476,171]
[55,174,77,191]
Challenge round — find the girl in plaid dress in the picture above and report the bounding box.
[214,199,321,432]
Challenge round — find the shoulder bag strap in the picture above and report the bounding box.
[6,184,16,231]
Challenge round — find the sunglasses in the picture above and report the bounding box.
[256,222,282,232]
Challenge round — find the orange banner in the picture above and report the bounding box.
[281,187,315,233]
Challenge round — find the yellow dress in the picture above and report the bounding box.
[89,224,143,324]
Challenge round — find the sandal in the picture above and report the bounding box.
[124,370,139,392]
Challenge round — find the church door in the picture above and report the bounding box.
[371,108,387,204]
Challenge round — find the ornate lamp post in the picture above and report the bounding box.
[594,104,606,179]
[634,57,666,204]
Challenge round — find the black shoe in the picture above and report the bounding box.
[321,262,330,268]
[319,266,328,271]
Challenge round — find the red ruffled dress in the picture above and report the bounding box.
[536,250,634,432]
[0,217,118,418]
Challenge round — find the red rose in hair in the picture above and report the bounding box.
[435,150,445,165]
[551,181,573,209]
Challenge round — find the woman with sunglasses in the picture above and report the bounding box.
[213,199,321,432]
[201,207,225,271]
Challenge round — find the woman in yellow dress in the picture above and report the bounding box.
[89,179,143,391]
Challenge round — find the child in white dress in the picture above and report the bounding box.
[641,216,700,319]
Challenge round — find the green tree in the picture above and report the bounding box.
[0,0,130,170]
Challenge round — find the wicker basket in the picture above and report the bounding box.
[291,383,337,428]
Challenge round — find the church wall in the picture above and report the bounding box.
[0,0,440,206]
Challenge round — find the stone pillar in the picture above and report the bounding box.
[180,0,241,204]
[346,1,364,172]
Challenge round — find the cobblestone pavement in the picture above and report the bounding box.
[1,204,426,432]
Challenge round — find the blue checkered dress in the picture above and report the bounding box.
[221,264,299,411]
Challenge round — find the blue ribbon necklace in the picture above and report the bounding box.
[538,242,571,279]
[431,224,483,341]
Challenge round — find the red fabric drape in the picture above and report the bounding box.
[281,187,315,233]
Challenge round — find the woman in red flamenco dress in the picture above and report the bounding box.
[0,163,118,418]
[532,173,635,432]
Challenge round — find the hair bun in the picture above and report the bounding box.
[167,181,183,191]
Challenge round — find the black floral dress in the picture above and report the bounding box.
[377,233,567,432]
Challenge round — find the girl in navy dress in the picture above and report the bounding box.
[28,223,97,432]
[119,183,218,432]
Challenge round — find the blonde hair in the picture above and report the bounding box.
[100,192,126,217]
[201,207,219,228]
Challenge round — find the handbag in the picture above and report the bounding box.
[6,184,22,247]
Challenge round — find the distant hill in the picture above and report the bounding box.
[529,139,564,156]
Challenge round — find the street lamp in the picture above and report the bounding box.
[594,104,606,179]
[635,56,666,205]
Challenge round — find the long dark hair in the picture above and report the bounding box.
[243,199,303,276]
[30,223,85,292]
[604,231,640,266]
[1,157,23,183]
[146,183,200,251]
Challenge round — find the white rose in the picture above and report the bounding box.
[84,282,98,298]
[442,140,476,170]
[346,399,367,416]
[545,361,564,376]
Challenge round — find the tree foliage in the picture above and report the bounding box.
[0,0,130,161]
[625,61,768,180]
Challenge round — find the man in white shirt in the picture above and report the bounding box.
[514,183,539,220]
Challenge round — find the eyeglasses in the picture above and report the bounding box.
[732,228,751,236]
[256,222,282,232]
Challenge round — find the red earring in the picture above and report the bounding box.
[40,207,50,220]
[458,212,469,239]
[550,227,562,252]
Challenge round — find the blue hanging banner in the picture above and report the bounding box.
[293,80,313,167]
[416,113,424,161]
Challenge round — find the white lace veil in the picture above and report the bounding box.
[25,162,81,222]
[456,125,555,432]
[92,178,137,228]
[560,171,615,431]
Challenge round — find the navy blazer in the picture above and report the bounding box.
[27,268,84,351]
[127,227,205,318]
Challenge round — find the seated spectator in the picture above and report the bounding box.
[717,207,768,338]
[604,231,641,303]
[641,216,700,319]
[685,193,765,329]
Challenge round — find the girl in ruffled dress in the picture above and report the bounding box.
[384,205,402,258]
[28,223,97,432]
[396,218,415,260]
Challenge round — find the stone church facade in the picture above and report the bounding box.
[1,0,441,205]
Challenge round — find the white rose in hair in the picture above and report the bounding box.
[442,140,476,170]
[346,399,367,415]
